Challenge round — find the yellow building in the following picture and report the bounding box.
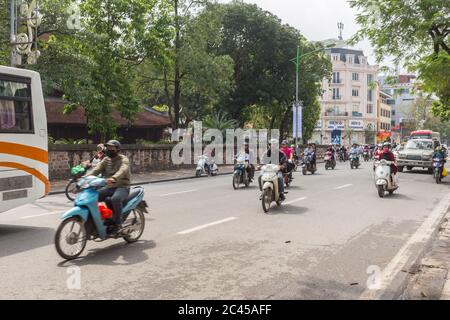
[377,90,393,143]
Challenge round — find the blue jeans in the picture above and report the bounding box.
[98,187,130,225]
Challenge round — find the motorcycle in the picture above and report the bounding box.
[324,151,336,170]
[233,155,250,189]
[55,176,149,260]
[433,158,445,184]
[260,164,284,213]
[363,150,370,162]
[338,150,347,162]
[196,155,218,177]
[374,160,398,198]
[283,159,294,187]
[302,154,317,175]
[65,164,87,201]
[349,153,360,169]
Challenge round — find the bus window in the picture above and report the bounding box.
[0,78,33,133]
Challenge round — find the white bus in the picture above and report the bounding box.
[0,66,49,213]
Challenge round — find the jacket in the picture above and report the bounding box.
[88,154,131,188]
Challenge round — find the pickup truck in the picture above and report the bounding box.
[397,139,434,173]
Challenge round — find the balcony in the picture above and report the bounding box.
[331,95,343,100]
[324,111,348,117]
[352,111,363,117]
[331,79,344,85]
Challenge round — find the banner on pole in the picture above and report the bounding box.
[292,103,302,141]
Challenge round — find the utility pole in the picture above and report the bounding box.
[10,0,16,66]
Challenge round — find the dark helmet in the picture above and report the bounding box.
[105,140,121,150]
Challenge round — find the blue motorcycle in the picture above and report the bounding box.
[55,176,149,260]
[433,158,445,184]
[232,155,250,189]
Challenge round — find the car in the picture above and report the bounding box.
[397,139,434,173]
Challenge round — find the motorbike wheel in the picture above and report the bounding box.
[435,171,441,184]
[302,167,307,175]
[55,217,87,260]
[195,169,202,177]
[325,163,329,170]
[123,208,146,243]
[377,185,385,198]
[398,166,404,173]
[232,174,240,190]
[261,189,272,213]
[65,179,79,201]
[284,175,290,188]
[244,171,250,187]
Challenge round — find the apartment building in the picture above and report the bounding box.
[377,90,394,143]
[312,47,378,146]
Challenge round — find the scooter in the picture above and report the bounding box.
[433,158,445,184]
[260,164,284,213]
[363,151,370,162]
[374,160,398,198]
[55,176,149,260]
[349,153,360,169]
[302,154,316,175]
[283,159,295,187]
[324,151,336,170]
[196,155,218,177]
[233,155,250,189]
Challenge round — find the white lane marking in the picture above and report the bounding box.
[360,191,450,300]
[178,217,237,235]
[19,211,63,220]
[285,197,307,205]
[334,184,353,190]
[159,189,198,197]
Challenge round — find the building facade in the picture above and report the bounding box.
[311,47,378,146]
[377,90,393,143]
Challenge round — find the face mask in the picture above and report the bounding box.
[106,150,118,158]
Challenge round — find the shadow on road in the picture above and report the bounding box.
[267,205,308,215]
[0,224,54,259]
[57,239,156,267]
[383,193,414,201]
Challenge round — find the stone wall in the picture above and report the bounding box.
[49,144,330,181]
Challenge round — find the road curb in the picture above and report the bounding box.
[397,192,450,300]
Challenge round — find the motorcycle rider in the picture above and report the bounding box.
[259,139,287,200]
[373,144,383,160]
[236,142,255,182]
[87,140,131,234]
[326,145,336,162]
[380,142,398,184]
[83,144,106,169]
[281,140,295,177]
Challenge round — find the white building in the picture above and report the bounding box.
[311,47,379,146]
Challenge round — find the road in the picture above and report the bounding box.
[0,160,449,300]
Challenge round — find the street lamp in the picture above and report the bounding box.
[291,43,336,146]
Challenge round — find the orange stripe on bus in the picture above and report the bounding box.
[0,142,48,164]
[0,162,50,196]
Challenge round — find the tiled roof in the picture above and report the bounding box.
[45,98,171,127]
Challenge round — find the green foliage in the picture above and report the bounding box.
[203,111,238,131]
[350,0,450,119]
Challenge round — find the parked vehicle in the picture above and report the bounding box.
[433,158,446,184]
[302,154,316,175]
[374,160,398,198]
[260,164,284,213]
[397,139,434,173]
[324,151,336,170]
[196,155,218,177]
[55,176,148,260]
[233,155,250,189]
[349,153,360,169]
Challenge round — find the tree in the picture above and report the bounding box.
[350,0,450,119]
[134,0,234,128]
[0,0,10,65]
[212,1,331,139]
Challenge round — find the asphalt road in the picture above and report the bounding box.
[0,160,449,300]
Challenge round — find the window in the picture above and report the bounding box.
[352,104,359,112]
[352,73,359,81]
[332,88,340,100]
[367,104,373,114]
[332,72,340,83]
[352,89,359,97]
[0,77,33,133]
[368,90,373,102]
[392,110,396,116]
[367,74,373,84]
[347,55,354,64]
[332,54,339,61]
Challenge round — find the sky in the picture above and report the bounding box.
[219,0,382,66]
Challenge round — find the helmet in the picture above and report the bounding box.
[105,140,121,150]
[281,140,288,145]
[383,142,391,148]
[96,144,105,152]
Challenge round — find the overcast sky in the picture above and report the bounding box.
[218,0,383,66]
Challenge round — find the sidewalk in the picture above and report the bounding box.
[50,165,235,195]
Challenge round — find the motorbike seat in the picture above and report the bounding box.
[124,188,143,205]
